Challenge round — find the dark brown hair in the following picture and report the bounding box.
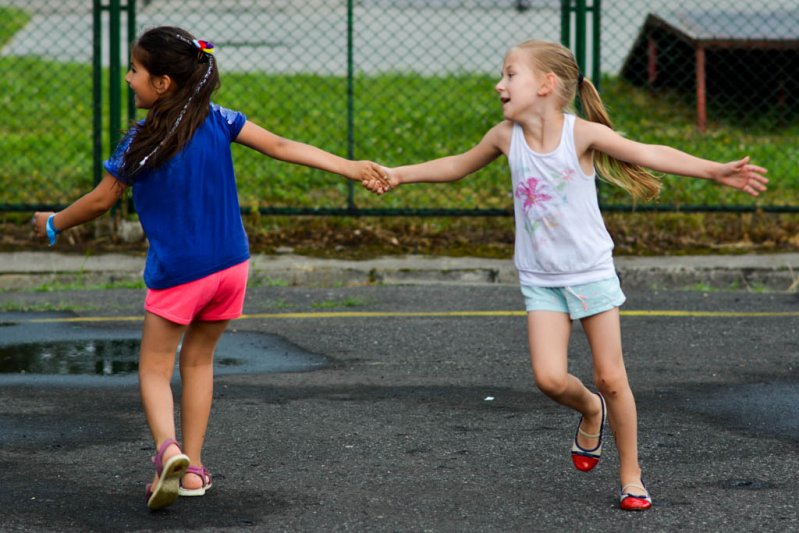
[120,26,221,178]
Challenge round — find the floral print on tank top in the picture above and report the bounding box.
[514,167,577,249]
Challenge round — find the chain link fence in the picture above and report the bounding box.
[1,0,796,215]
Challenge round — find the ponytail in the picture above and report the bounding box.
[578,78,661,201]
[120,27,221,179]
[513,40,662,201]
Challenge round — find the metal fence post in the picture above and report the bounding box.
[575,0,586,73]
[592,0,601,89]
[560,0,601,90]
[109,0,122,153]
[91,1,136,186]
[127,0,137,122]
[346,0,356,211]
[560,0,570,49]
[92,0,103,185]
[562,0,604,203]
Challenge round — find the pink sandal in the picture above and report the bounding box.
[179,465,213,496]
[145,438,190,510]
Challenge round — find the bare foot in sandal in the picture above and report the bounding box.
[146,439,189,510]
[179,465,213,496]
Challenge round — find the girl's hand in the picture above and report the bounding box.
[712,157,768,197]
[32,211,55,240]
[362,166,398,195]
[358,161,389,186]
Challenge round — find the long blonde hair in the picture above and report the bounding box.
[512,40,661,201]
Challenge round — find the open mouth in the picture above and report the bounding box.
[500,97,510,104]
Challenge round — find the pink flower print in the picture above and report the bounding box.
[561,168,576,182]
[515,176,554,220]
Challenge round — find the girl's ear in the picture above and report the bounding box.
[537,72,558,96]
[152,74,173,95]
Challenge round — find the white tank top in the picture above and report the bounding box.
[509,114,616,287]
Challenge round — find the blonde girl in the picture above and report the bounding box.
[364,39,767,510]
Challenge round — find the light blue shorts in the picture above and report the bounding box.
[521,276,626,320]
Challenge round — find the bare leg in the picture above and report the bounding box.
[580,308,644,490]
[139,312,187,481]
[527,311,604,449]
[179,319,229,490]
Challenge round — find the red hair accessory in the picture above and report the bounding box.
[192,39,215,55]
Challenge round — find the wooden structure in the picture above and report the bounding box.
[621,11,799,132]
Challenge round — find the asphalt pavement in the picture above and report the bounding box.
[0,253,798,532]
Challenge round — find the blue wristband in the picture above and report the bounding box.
[46,214,60,246]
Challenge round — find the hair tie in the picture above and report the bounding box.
[577,72,585,87]
[192,39,215,55]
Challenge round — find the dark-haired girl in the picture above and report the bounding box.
[33,26,385,510]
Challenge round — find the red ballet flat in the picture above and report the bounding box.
[620,482,652,511]
[570,392,605,472]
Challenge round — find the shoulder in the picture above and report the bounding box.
[208,103,247,138]
[573,116,616,153]
[573,116,616,138]
[210,103,246,123]
[482,120,513,154]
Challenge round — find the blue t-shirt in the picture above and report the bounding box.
[105,104,250,289]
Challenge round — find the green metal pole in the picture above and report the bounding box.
[575,0,586,74]
[345,0,355,210]
[591,0,601,91]
[589,0,603,205]
[126,0,137,123]
[92,0,103,185]
[560,0,571,47]
[109,0,122,152]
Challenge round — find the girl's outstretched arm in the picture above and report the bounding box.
[579,120,768,196]
[32,174,127,243]
[235,121,386,183]
[389,122,508,187]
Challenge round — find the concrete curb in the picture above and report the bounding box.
[1,252,798,291]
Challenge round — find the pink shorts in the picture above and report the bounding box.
[144,260,249,325]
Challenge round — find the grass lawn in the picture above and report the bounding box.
[2,63,793,211]
[1,6,795,214]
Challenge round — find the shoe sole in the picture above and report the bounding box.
[147,454,190,510]
[178,482,212,497]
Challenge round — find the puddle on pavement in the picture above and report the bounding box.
[0,339,140,375]
[0,313,328,385]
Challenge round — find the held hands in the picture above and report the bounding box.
[362,166,398,195]
[712,157,768,197]
[356,161,392,190]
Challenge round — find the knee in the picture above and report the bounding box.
[138,352,175,379]
[534,372,569,399]
[179,349,215,369]
[593,368,629,399]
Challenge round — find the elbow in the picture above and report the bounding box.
[87,193,120,217]
[94,196,118,214]
[94,180,125,214]
[272,137,295,161]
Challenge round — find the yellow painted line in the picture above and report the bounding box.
[19,309,799,324]
[621,310,799,317]
[244,310,525,319]
[27,315,142,323]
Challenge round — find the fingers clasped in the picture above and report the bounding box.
[361,163,395,195]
